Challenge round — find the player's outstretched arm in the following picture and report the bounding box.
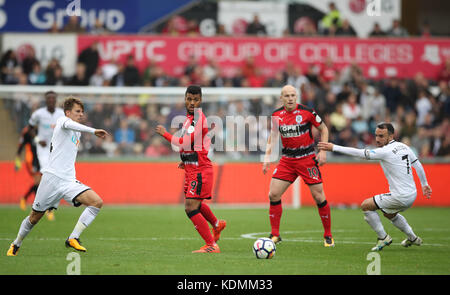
[94,129,110,139]
[318,142,368,159]
[411,159,432,199]
[315,123,328,166]
[156,125,184,147]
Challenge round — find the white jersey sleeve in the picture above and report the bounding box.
[42,116,90,180]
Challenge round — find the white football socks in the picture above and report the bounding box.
[69,206,100,240]
[363,210,387,239]
[13,216,35,247]
[390,214,417,241]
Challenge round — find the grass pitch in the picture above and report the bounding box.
[1,205,449,275]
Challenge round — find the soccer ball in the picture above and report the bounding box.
[253,238,276,259]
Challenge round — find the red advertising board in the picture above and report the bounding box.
[78,35,450,80]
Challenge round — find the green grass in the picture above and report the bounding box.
[0,205,449,275]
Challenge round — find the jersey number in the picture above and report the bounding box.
[402,155,410,174]
[307,167,319,178]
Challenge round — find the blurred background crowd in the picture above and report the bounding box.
[1,1,449,160]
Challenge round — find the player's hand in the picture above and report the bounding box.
[177,162,185,169]
[317,142,333,152]
[262,162,270,175]
[423,185,432,199]
[94,129,110,139]
[38,140,47,147]
[155,125,167,136]
[315,150,327,166]
[14,156,22,171]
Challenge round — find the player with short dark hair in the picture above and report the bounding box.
[263,85,334,247]
[7,97,109,256]
[156,85,226,253]
[318,122,432,251]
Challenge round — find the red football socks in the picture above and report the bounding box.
[269,200,282,236]
[188,210,215,245]
[317,200,332,237]
[199,202,218,228]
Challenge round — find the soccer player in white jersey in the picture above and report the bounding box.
[7,97,109,256]
[26,91,64,220]
[28,91,65,172]
[317,123,432,251]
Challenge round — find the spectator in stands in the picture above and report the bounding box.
[437,58,450,83]
[330,103,348,132]
[91,18,111,35]
[265,70,285,88]
[21,47,38,76]
[78,41,100,80]
[145,137,170,157]
[28,61,46,85]
[320,57,339,85]
[102,58,119,83]
[246,14,267,36]
[45,64,65,86]
[0,49,18,84]
[419,20,433,38]
[114,120,136,154]
[415,90,433,126]
[89,67,105,86]
[320,2,342,35]
[186,19,200,36]
[67,62,89,86]
[89,137,107,155]
[336,19,357,37]
[342,92,361,120]
[387,19,409,37]
[382,77,402,113]
[369,22,386,37]
[62,16,86,33]
[123,55,141,86]
[162,15,187,36]
[150,65,170,87]
[247,67,265,87]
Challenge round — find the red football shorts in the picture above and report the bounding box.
[184,168,213,199]
[272,156,322,185]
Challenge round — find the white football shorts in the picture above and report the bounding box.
[373,192,417,214]
[32,172,91,212]
[36,144,50,173]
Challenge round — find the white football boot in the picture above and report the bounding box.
[371,234,392,251]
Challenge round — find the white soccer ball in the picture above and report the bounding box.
[253,237,276,259]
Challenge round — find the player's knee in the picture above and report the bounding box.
[360,200,371,211]
[93,198,103,209]
[268,191,281,203]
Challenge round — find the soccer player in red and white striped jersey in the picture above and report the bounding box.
[156,85,226,253]
[263,85,334,247]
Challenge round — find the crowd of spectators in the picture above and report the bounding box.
[1,9,449,160]
[1,40,449,160]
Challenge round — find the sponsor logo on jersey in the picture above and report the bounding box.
[279,124,309,138]
[71,135,80,146]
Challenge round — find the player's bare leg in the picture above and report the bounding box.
[185,199,220,253]
[66,190,103,252]
[7,209,45,256]
[309,183,334,247]
[267,178,291,244]
[383,212,422,248]
[361,198,392,251]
